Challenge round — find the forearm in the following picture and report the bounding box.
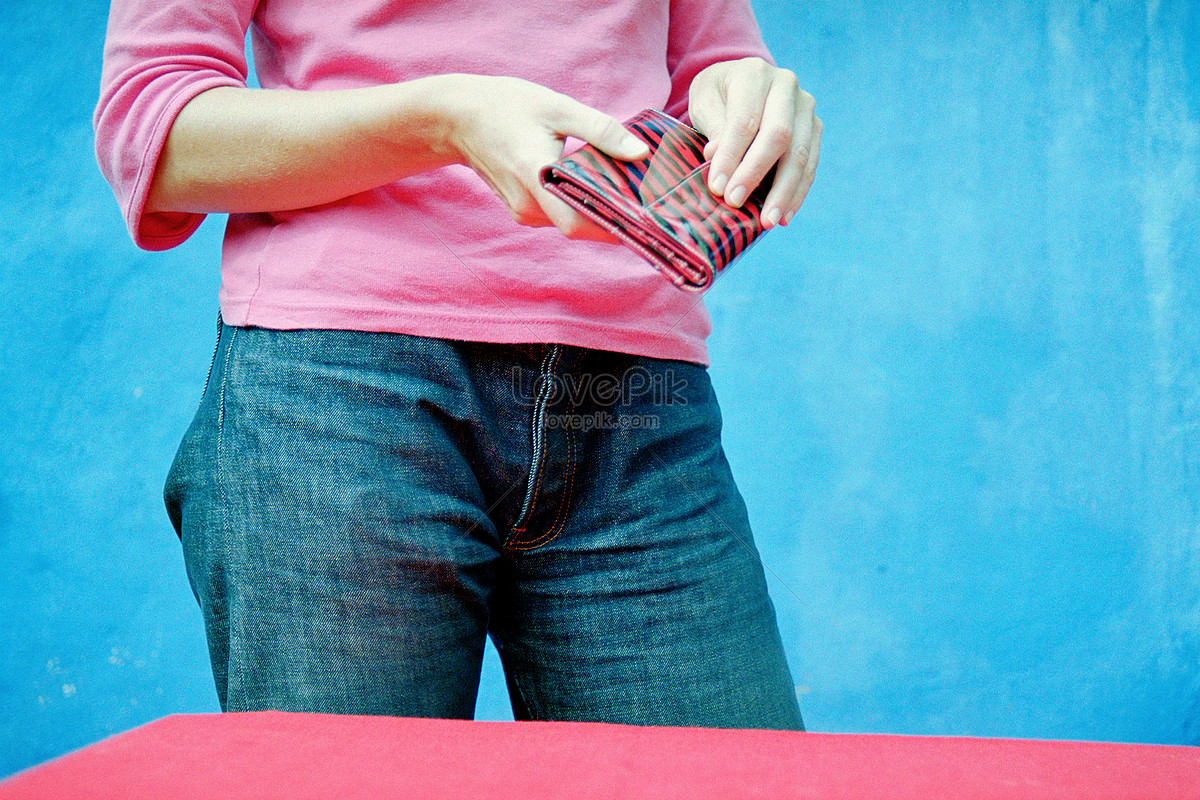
[145,75,463,215]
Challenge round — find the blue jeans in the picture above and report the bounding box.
[164,320,803,729]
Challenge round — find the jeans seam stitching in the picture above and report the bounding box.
[507,344,562,543]
[215,325,238,560]
[508,398,578,551]
[200,311,223,398]
[508,669,537,721]
[212,324,238,706]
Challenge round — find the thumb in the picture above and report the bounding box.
[555,101,650,161]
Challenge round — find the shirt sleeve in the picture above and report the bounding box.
[93,0,256,251]
[664,0,775,123]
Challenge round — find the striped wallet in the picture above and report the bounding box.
[540,108,773,292]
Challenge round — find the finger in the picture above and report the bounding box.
[506,186,556,229]
[551,99,649,162]
[722,74,802,211]
[705,61,774,197]
[530,179,622,243]
[757,156,802,229]
[754,97,815,226]
[782,114,821,226]
[512,183,621,244]
[476,150,557,229]
[563,215,623,244]
[514,134,623,241]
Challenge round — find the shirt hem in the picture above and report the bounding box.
[221,299,711,367]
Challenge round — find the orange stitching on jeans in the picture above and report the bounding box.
[507,346,563,540]
[509,400,578,552]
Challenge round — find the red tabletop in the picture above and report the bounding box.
[2,711,1196,799]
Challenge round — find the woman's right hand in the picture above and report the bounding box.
[438,75,648,242]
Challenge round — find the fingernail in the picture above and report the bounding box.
[783,209,795,226]
[765,207,782,227]
[622,135,649,156]
[726,185,747,207]
[709,172,729,195]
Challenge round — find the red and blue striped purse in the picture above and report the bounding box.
[541,108,772,292]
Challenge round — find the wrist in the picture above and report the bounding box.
[401,73,481,167]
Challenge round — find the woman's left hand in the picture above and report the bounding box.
[688,57,821,229]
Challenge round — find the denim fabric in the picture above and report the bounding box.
[164,320,803,730]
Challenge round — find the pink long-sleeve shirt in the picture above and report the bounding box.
[94,0,773,366]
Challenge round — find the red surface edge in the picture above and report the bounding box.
[2,712,1197,800]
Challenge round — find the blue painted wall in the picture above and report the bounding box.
[2,0,1197,778]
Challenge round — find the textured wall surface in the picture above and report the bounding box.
[2,0,1197,778]
[730,0,1200,744]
